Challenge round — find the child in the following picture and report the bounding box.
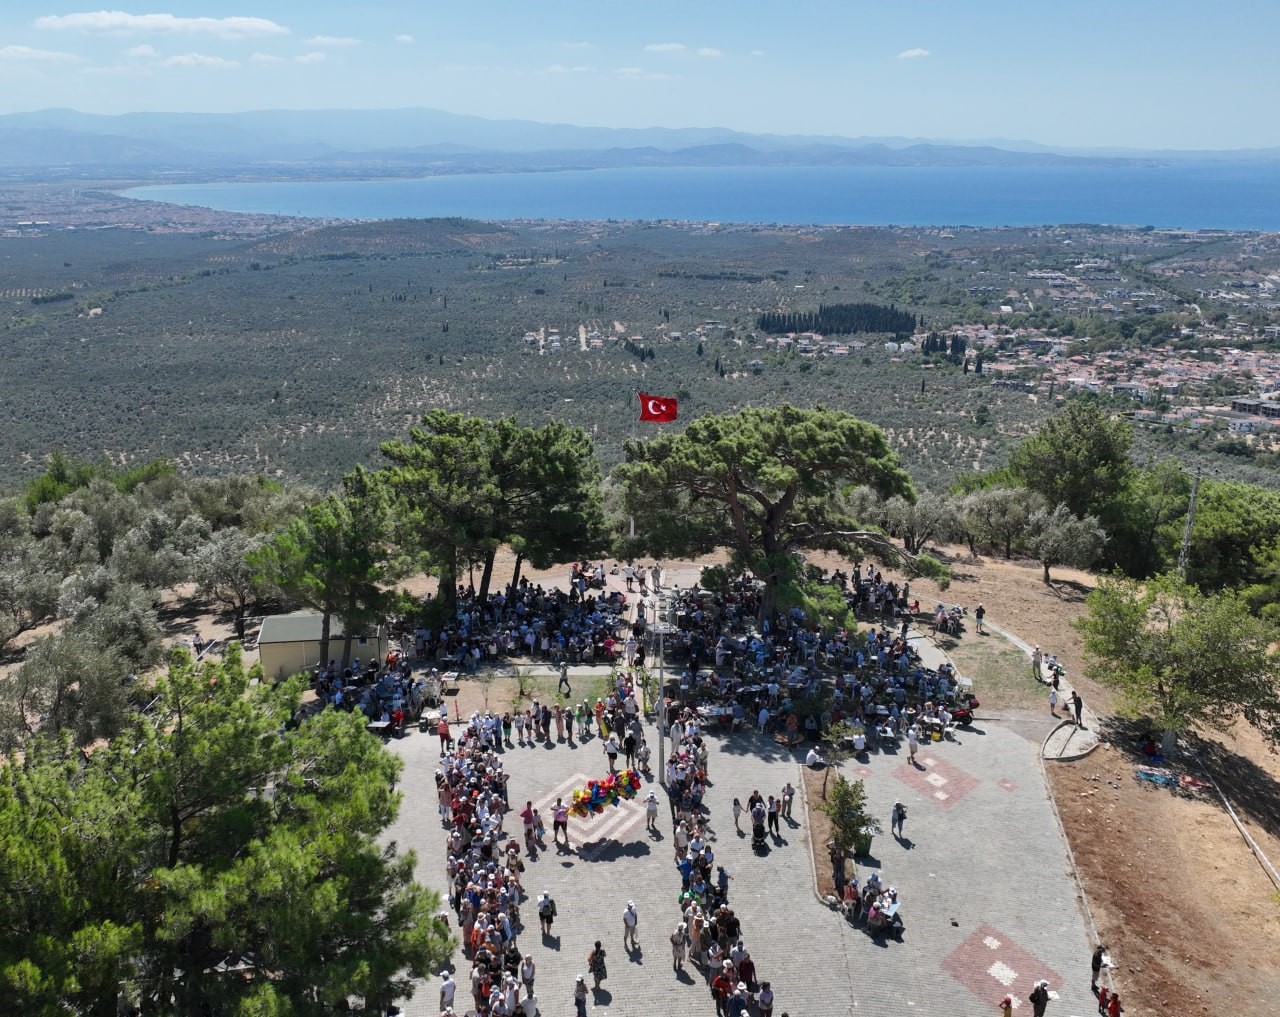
[1096,986,1109,1015]
[998,995,1013,1017]
[1107,993,1122,1017]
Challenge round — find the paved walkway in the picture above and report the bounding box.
[983,620,1102,760]
[384,674,1101,1017]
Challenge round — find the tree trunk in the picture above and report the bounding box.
[1004,537,1013,559]
[509,552,525,597]
[234,603,247,641]
[438,546,458,615]
[1161,728,1178,757]
[758,573,778,628]
[318,609,332,670]
[1043,561,1052,583]
[476,547,497,610]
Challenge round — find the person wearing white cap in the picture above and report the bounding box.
[670,921,689,971]
[1029,978,1051,1017]
[622,900,639,948]
[439,970,456,1011]
[645,790,659,832]
[573,975,588,1017]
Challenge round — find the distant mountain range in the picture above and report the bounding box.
[1,107,1277,178]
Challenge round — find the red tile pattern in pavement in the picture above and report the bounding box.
[943,923,1063,1010]
[892,754,980,808]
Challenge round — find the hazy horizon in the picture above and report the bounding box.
[0,2,1277,151]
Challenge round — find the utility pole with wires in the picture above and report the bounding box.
[1177,469,1202,578]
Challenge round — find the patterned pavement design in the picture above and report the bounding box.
[383,692,1100,1017]
[943,923,1065,1011]
[893,753,981,808]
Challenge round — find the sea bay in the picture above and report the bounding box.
[124,162,1280,231]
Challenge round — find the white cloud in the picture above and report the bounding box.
[162,52,239,68]
[35,12,288,40]
[80,62,150,76]
[295,51,326,64]
[897,47,931,59]
[750,49,765,57]
[548,64,593,74]
[696,47,722,58]
[250,51,284,64]
[643,42,685,53]
[0,43,79,62]
[305,35,360,47]
[615,66,674,81]
[561,41,590,49]
[395,34,414,44]
[126,43,156,57]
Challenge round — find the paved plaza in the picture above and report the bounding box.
[384,672,1100,1017]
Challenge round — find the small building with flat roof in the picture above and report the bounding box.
[257,611,388,680]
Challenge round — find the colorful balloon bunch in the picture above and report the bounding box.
[569,769,643,819]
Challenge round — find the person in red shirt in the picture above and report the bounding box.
[1107,994,1123,1017]
[711,971,734,1017]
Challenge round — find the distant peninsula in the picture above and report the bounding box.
[4,106,1275,184]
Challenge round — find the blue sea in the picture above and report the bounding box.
[125,163,1280,231]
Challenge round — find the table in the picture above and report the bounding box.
[366,720,391,739]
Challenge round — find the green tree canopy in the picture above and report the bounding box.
[0,647,451,1016]
[1183,479,1280,592]
[1008,398,1133,519]
[379,412,605,610]
[1074,572,1280,750]
[614,405,923,619]
[251,469,394,667]
[1026,503,1107,583]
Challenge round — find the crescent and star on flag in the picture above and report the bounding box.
[637,391,678,422]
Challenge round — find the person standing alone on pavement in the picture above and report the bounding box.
[974,602,986,634]
[588,941,607,989]
[537,891,556,935]
[1028,979,1050,1017]
[891,800,907,838]
[558,659,571,695]
[1070,691,1084,728]
[623,900,639,949]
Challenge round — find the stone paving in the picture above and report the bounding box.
[383,664,1101,1017]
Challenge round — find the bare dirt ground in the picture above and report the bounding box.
[888,545,1280,1017]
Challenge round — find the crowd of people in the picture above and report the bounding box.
[408,572,641,671]
[309,650,429,732]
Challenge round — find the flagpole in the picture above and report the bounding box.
[629,388,639,537]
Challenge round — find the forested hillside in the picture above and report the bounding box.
[3,210,1279,493]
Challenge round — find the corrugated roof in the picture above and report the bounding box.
[258,611,385,645]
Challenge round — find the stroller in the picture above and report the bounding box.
[751,816,768,853]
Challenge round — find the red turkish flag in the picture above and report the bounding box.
[638,392,678,423]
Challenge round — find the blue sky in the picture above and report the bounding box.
[0,2,1275,150]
